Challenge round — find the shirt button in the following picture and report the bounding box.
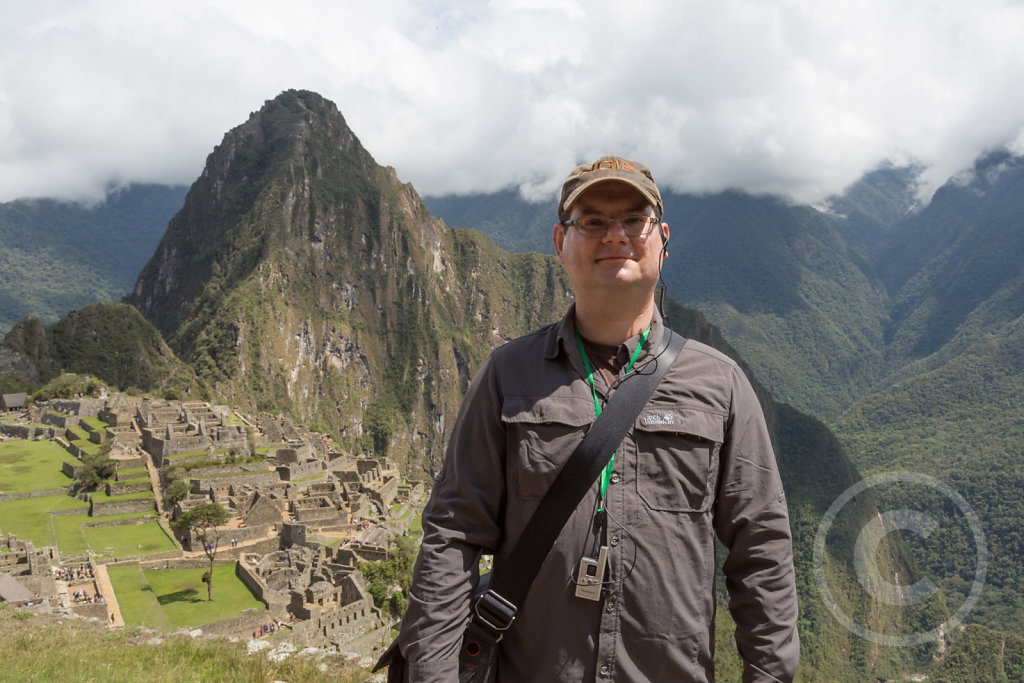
[605,599,615,613]
[600,665,610,677]
[610,472,620,484]
[610,535,620,546]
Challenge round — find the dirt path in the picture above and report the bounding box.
[92,563,124,627]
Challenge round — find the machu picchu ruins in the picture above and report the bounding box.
[0,390,424,660]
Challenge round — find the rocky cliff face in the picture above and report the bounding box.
[131,90,573,474]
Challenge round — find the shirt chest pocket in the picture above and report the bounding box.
[633,405,724,513]
[501,393,593,501]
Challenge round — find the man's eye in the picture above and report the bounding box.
[581,218,607,229]
[622,216,647,227]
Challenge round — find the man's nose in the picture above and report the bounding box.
[601,220,630,243]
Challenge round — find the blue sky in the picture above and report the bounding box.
[2,0,1023,205]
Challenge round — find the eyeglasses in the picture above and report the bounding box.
[562,214,659,238]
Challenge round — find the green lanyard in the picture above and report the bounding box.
[574,324,651,512]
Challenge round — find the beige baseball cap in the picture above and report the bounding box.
[558,155,663,222]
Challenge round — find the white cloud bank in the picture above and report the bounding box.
[2,0,1023,206]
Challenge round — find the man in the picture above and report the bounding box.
[398,156,799,681]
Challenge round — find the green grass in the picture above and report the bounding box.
[85,520,178,558]
[110,563,267,629]
[80,416,109,431]
[70,438,103,456]
[117,466,149,478]
[49,512,176,559]
[165,450,210,462]
[90,489,155,504]
[0,605,369,682]
[64,424,87,441]
[107,564,173,629]
[0,439,76,493]
[50,513,91,557]
[107,477,151,489]
[0,493,88,546]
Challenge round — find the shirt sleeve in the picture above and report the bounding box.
[714,364,800,682]
[398,354,508,681]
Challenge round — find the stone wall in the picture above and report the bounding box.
[276,458,325,481]
[190,470,280,493]
[336,544,388,564]
[294,505,345,525]
[105,479,152,496]
[289,575,381,650]
[42,412,78,429]
[71,602,108,620]
[90,496,156,516]
[236,557,291,613]
[142,431,208,464]
[0,487,69,503]
[175,523,274,551]
[113,453,146,471]
[0,424,58,439]
[47,398,105,418]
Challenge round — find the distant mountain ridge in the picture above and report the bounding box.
[0,184,188,336]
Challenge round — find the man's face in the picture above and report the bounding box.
[553,181,667,300]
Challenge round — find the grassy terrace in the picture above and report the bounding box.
[53,513,177,558]
[79,416,109,431]
[164,449,210,463]
[109,563,267,629]
[0,437,165,556]
[0,439,76,493]
[191,469,272,480]
[108,476,151,487]
[116,467,149,478]
[90,489,156,504]
[0,493,88,546]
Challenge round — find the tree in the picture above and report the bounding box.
[72,441,117,494]
[171,502,230,601]
[164,479,190,506]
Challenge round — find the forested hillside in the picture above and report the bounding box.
[0,184,187,335]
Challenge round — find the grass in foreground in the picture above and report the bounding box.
[0,605,369,682]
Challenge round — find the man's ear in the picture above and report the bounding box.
[553,222,566,261]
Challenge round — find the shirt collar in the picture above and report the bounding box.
[547,302,665,363]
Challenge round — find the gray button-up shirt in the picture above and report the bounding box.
[399,307,799,682]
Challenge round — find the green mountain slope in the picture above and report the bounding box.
[880,152,1024,361]
[661,191,890,420]
[0,184,187,336]
[1,301,199,395]
[129,90,575,476]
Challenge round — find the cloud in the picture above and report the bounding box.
[1,0,1023,205]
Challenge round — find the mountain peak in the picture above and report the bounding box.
[128,90,573,470]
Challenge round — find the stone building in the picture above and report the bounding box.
[238,532,383,652]
[0,535,58,602]
[137,398,246,466]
